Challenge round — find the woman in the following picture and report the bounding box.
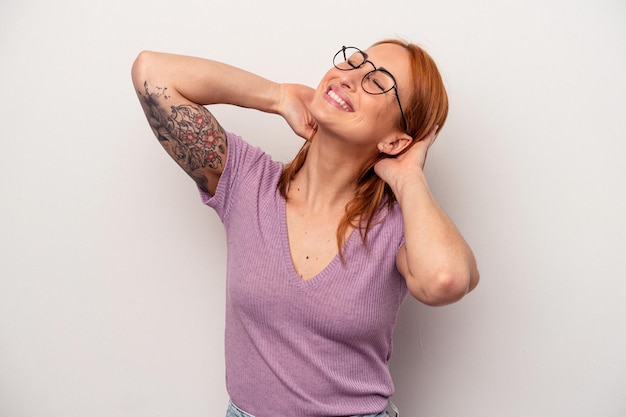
[132,39,479,417]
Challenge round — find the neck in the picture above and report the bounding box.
[288,130,377,212]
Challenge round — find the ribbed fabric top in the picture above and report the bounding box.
[200,132,408,417]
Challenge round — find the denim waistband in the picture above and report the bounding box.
[226,400,399,417]
[226,401,254,417]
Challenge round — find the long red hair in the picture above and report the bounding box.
[278,39,449,259]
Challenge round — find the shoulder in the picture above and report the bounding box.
[354,201,405,254]
[202,130,284,215]
[375,201,404,232]
[223,131,283,181]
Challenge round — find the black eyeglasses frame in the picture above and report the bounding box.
[333,46,409,134]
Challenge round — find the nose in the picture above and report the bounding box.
[337,67,367,92]
[336,59,376,92]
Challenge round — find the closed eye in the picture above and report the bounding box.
[372,78,386,92]
[364,72,388,93]
[347,58,360,69]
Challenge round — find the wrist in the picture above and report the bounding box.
[272,83,288,115]
[389,169,429,204]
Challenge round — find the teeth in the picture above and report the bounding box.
[328,90,350,111]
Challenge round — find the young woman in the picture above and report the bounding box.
[132,39,479,417]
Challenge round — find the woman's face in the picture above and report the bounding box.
[310,43,411,148]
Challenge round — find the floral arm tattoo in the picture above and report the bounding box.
[137,81,227,190]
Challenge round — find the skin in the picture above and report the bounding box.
[309,44,412,154]
[131,43,479,306]
[285,44,414,281]
[135,81,227,191]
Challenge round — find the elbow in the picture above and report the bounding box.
[131,50,156,89]
[409,268,479,307]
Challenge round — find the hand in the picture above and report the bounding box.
[374,125,439,187]
[277,84,318,140]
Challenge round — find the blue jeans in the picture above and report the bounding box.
[226,400,398,417]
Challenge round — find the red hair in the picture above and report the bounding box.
[278,39,449,259]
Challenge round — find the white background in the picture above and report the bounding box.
[1,0,625,416]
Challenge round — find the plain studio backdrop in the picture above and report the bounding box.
[1,0,625,416]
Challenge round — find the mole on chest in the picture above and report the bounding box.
[289,229,338,280]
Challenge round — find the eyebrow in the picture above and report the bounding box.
[362,52,394,77]
[360,50,399,83]
[376,66,398,82]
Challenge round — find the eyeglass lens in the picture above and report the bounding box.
[333,47,396,95]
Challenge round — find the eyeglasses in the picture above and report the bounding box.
[333,46,408,133]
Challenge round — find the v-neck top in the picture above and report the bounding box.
[199,131,408,417]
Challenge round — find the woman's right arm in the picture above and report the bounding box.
[131,51,316,194]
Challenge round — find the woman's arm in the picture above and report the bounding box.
[131,51,316,194]
[375,128,479,306]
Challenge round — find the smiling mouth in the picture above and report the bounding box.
[327,89,353,112]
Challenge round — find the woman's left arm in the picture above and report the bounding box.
[375,128,479,306]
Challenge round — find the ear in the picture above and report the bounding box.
[377,132,413,156]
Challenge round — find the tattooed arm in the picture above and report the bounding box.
[131,51,316,194]
[134,81,226,193]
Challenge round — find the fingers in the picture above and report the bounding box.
[306,124,318,141]
[416,125,439,166]
[424,124,439,146]
[299,125,316,141]
[292,118,317,141]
